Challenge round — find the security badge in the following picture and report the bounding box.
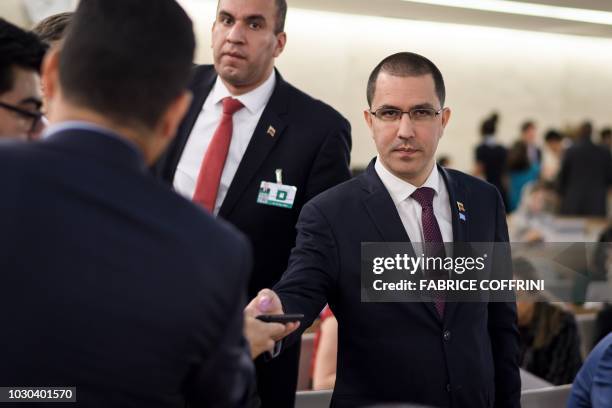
[457,201,467,221]
[257,169,297,209]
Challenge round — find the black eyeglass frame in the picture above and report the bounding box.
[369,107,444,122]
[0,101,44,133]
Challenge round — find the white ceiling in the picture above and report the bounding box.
[288,0,612,38]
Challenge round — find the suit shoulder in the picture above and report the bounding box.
[283,81,348,125]
[305,176,361,210]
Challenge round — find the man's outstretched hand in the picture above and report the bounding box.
[244,289,300,359]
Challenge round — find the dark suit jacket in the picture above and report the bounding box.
[0,128,254,408]
[559,139,612,216]
[153,65,352,297]
[274,160,521,408]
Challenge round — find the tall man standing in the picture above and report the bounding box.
[248,52,521,407]
[153,0,352,405]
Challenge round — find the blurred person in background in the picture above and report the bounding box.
[0,18,47,140]
[600,127,611,151]
[519,120,541,166]
[509,181,558,242]
[540,129,564,183]
[311,305,337,391]
[514,258,582,385]
[559,121,612,217]
[507,140,540,212]
[32,12,73,49]
[474,112,508,208]
[32,12,73,137]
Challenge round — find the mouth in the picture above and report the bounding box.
[221,51,246,60]
[393,146,420,156]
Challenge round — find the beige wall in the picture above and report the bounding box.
[0,0,31,27]
[181,0,612,172]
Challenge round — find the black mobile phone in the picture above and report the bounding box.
[256,314,304,324]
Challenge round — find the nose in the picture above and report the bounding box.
[397,112,416,140]
[226,22,246,44]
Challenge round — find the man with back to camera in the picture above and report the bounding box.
[152,0,352,404]
[0,18,47,140]
[0,0,296,406]
[247,52,521,407]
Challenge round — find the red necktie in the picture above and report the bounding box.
[411,187,445,317]
[192,97,244,212]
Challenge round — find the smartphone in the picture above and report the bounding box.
[256,314,304,324]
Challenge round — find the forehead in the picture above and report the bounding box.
[217,0,277,19]
[372,72,439,108]
[1,66,41,102]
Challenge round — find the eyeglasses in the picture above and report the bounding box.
[369,107,443,123]
[0,101,44,134]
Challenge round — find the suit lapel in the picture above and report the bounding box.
[165,66,217,181]
[439,166,469,325]
[218,70,288,218]
[359,161,410,243]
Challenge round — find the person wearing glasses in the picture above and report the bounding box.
[0,19,47,140]
[246,52,520,407]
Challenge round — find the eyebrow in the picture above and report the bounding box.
[218,10,267,24]
[375,102,436,110]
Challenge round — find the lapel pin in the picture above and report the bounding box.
[459,213,466,221]
[267,125,276,137]
[456,201,465,212]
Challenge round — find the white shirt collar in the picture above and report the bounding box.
[374,157,441,204]
[207,70,276,115]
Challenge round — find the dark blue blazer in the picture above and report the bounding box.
[0,129,254,407]
[275,160,521,408]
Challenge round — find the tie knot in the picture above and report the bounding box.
[411,187,435,208]
[222,97,244,115]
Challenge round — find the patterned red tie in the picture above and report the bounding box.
[411,187,445,317]
[192,97,244,212]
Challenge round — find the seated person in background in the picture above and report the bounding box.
[509,181,558,242]
[568,333,612,408]
[514,258,582,385]
[311,306,337,390]
[507,140,540,212]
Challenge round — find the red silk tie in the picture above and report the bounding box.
[411,187,445,317]
[192,97,244,212]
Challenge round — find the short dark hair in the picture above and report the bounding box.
[366,52,445,107]
[59,0,195,130]
[544,129,562,143]
[600,127,611,139]
[32,12,73,45]
[480,112,499,137]
[0,18,47,95]
[521,120,535,133]
[216,0,286,34]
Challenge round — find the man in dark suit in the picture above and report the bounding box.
[153,0,352,404]
[559,121,612,216]
[248,52,521,407]
[0,1,267,406]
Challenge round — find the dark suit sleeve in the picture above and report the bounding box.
[488,190,521,408]
[304,117,352,202]
[184,238,256,408]
[274,201,339,346]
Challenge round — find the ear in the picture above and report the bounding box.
[159,90,193,141]
[364,109,373,133]
[41,47,61,102]
[441,107,451,130]
[273,32,287,58]
[211,21,217,49]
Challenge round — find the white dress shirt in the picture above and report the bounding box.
[375,158,453,246]
[173,71,276,214]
